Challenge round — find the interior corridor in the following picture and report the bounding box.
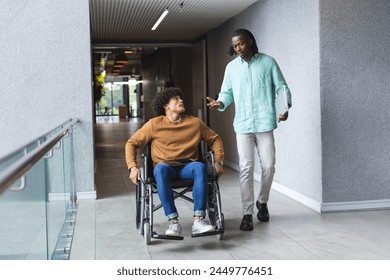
[70,116,390,260]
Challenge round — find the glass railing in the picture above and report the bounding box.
[0,119,78,260]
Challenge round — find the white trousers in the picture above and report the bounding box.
[236,131,276,215]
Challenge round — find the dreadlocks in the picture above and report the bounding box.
[228,28,259,56]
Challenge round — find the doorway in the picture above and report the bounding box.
[92,41,207,123]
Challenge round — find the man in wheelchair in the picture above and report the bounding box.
[125,87,224,237]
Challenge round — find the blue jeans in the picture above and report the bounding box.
[153,161,208,220]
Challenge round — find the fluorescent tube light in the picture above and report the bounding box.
[113,80,142,85]
[151,8,168,30]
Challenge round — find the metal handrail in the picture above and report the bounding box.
[0,119,73,165]
[0,118,79,196]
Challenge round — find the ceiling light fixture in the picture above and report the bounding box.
[115,53,128,64]
[151,8,169,30]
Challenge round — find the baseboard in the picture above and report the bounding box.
[76,191,97,200]
[271,181,322,213]
[320,199,390,213]
[272,181,390,213]
[223,160,390,213]
[48,192,71,201]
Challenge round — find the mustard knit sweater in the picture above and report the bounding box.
[125,114,224,170]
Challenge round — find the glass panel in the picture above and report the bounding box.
[0,121,77,260]
[111,83,123,115]
[0,159,48,260]
[45,140,68,259]
[45,130,76,260]
[129,84,139,117]
[59,131,77,259]
[95,81,142,118]
[96,83,113,116]
[96,82,123,116]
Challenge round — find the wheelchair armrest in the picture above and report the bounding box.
[203,150,217,178]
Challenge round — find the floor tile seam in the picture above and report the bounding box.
[95,173,123,177]
[278,232,390,258]
[344,229,390,246]
[377,210,390,217]
[213,238,237,260]
[95,177,125,183]
[319,214,385,243]
[94,179,129,185]
[120,171,133,192]
[94,229,135,239]
[321,233,390,254]
[294,236,390,260]
[269,229,361,243]
[70,200,98,260]
[95,172,128,179]
[267,223,322,260]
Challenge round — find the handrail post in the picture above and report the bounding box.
[69,127,77,206]
[9,148,28,192]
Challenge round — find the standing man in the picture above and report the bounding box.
[207,28,292,231]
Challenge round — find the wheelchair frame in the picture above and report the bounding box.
[135,144,224,245]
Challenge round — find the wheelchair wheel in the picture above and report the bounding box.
[136,182,141,231]
[208,210,216,226]
[216,213,224,240]
[144,221,151,245]
[207,181,224,240]
[207,182,216,225]
[137,167,148,235]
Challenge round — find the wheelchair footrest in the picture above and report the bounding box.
[191,228,224,238]
[152,232,184,240]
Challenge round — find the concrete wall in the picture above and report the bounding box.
[320,0,390,204]
[207,0,323,209]
[0,0,94,194]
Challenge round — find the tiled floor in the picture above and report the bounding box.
[70,116,390,260]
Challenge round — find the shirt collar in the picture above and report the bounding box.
[239,52,260,64]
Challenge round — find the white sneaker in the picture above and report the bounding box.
[165,220,182,236]
[192,218,215,234]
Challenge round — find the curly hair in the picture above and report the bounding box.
[151,87,183,116]
[228,28,259,56]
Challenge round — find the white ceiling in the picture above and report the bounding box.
[90,0,259,44]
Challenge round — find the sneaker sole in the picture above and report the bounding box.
[239,225,253,231]
[165,231,181,237]
[192,227,215,235]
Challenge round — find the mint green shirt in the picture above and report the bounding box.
[218,53,292,134]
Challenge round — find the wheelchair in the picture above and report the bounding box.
[135,143,224,244]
